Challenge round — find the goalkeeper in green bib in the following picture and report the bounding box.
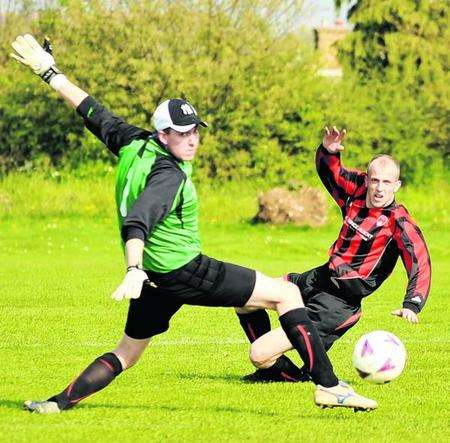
[12,34,377,413]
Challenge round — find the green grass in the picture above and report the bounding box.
[0,176,449,442]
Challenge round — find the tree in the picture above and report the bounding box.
[336,0,448,84]
[333,0,449,171]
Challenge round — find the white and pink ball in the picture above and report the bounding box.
[352,330,407,383]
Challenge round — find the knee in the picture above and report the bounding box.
[249,343,273,369]
[281,281,303,306]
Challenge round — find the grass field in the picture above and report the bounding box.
[0,176,449,442]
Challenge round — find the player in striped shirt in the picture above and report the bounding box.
[238,126,431,383]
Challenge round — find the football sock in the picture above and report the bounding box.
[237,311,304,380]
[270,355,305,381]
[48,352,123,410]
[236,310,271,343]
[297,339,334,378]
[279,308,338,388]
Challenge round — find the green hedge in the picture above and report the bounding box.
[0,0,447,184]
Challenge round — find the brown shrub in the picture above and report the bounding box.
[255,187,327,226]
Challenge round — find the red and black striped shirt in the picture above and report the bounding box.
[316,146,431,313]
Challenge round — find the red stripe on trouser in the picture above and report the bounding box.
[296,325,313,372]
[335,311,362,331]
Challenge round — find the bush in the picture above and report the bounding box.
[0,0,330,184]
[0,0,447,185]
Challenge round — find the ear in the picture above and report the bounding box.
[157,130,168,145]
[394,180,401,193]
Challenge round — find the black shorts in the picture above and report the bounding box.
[287,264,362,350]
[125,254,256,339]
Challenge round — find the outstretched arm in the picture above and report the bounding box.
[11,34,150,155]
[316,127,366,209]
[51,78,88,110]
[11,34,88,108]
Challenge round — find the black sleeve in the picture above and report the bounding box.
[76,96,151,156]
[121,157,185,242]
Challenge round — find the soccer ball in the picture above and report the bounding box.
[352,330,407,384]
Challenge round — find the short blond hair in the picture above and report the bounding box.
[367,154,400,179]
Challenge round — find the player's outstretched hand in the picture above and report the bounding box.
[391,308,419,324]
[323,126,346,153]
[111,269,149,302]
[11,34,56,76]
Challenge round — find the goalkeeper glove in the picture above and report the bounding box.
[111,268,150,302]
[11,34,63,85]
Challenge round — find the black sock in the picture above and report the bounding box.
[48,352,123,410]
[279,308,338,387]
[299,336,334,377]
[237,310,271,343]
[269,355,305,382]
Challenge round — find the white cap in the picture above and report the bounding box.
[152,98,208,132]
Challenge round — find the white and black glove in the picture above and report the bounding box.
[111,267,150,302]
[10,34,63,86]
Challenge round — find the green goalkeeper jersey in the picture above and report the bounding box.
[77,96,201,272]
